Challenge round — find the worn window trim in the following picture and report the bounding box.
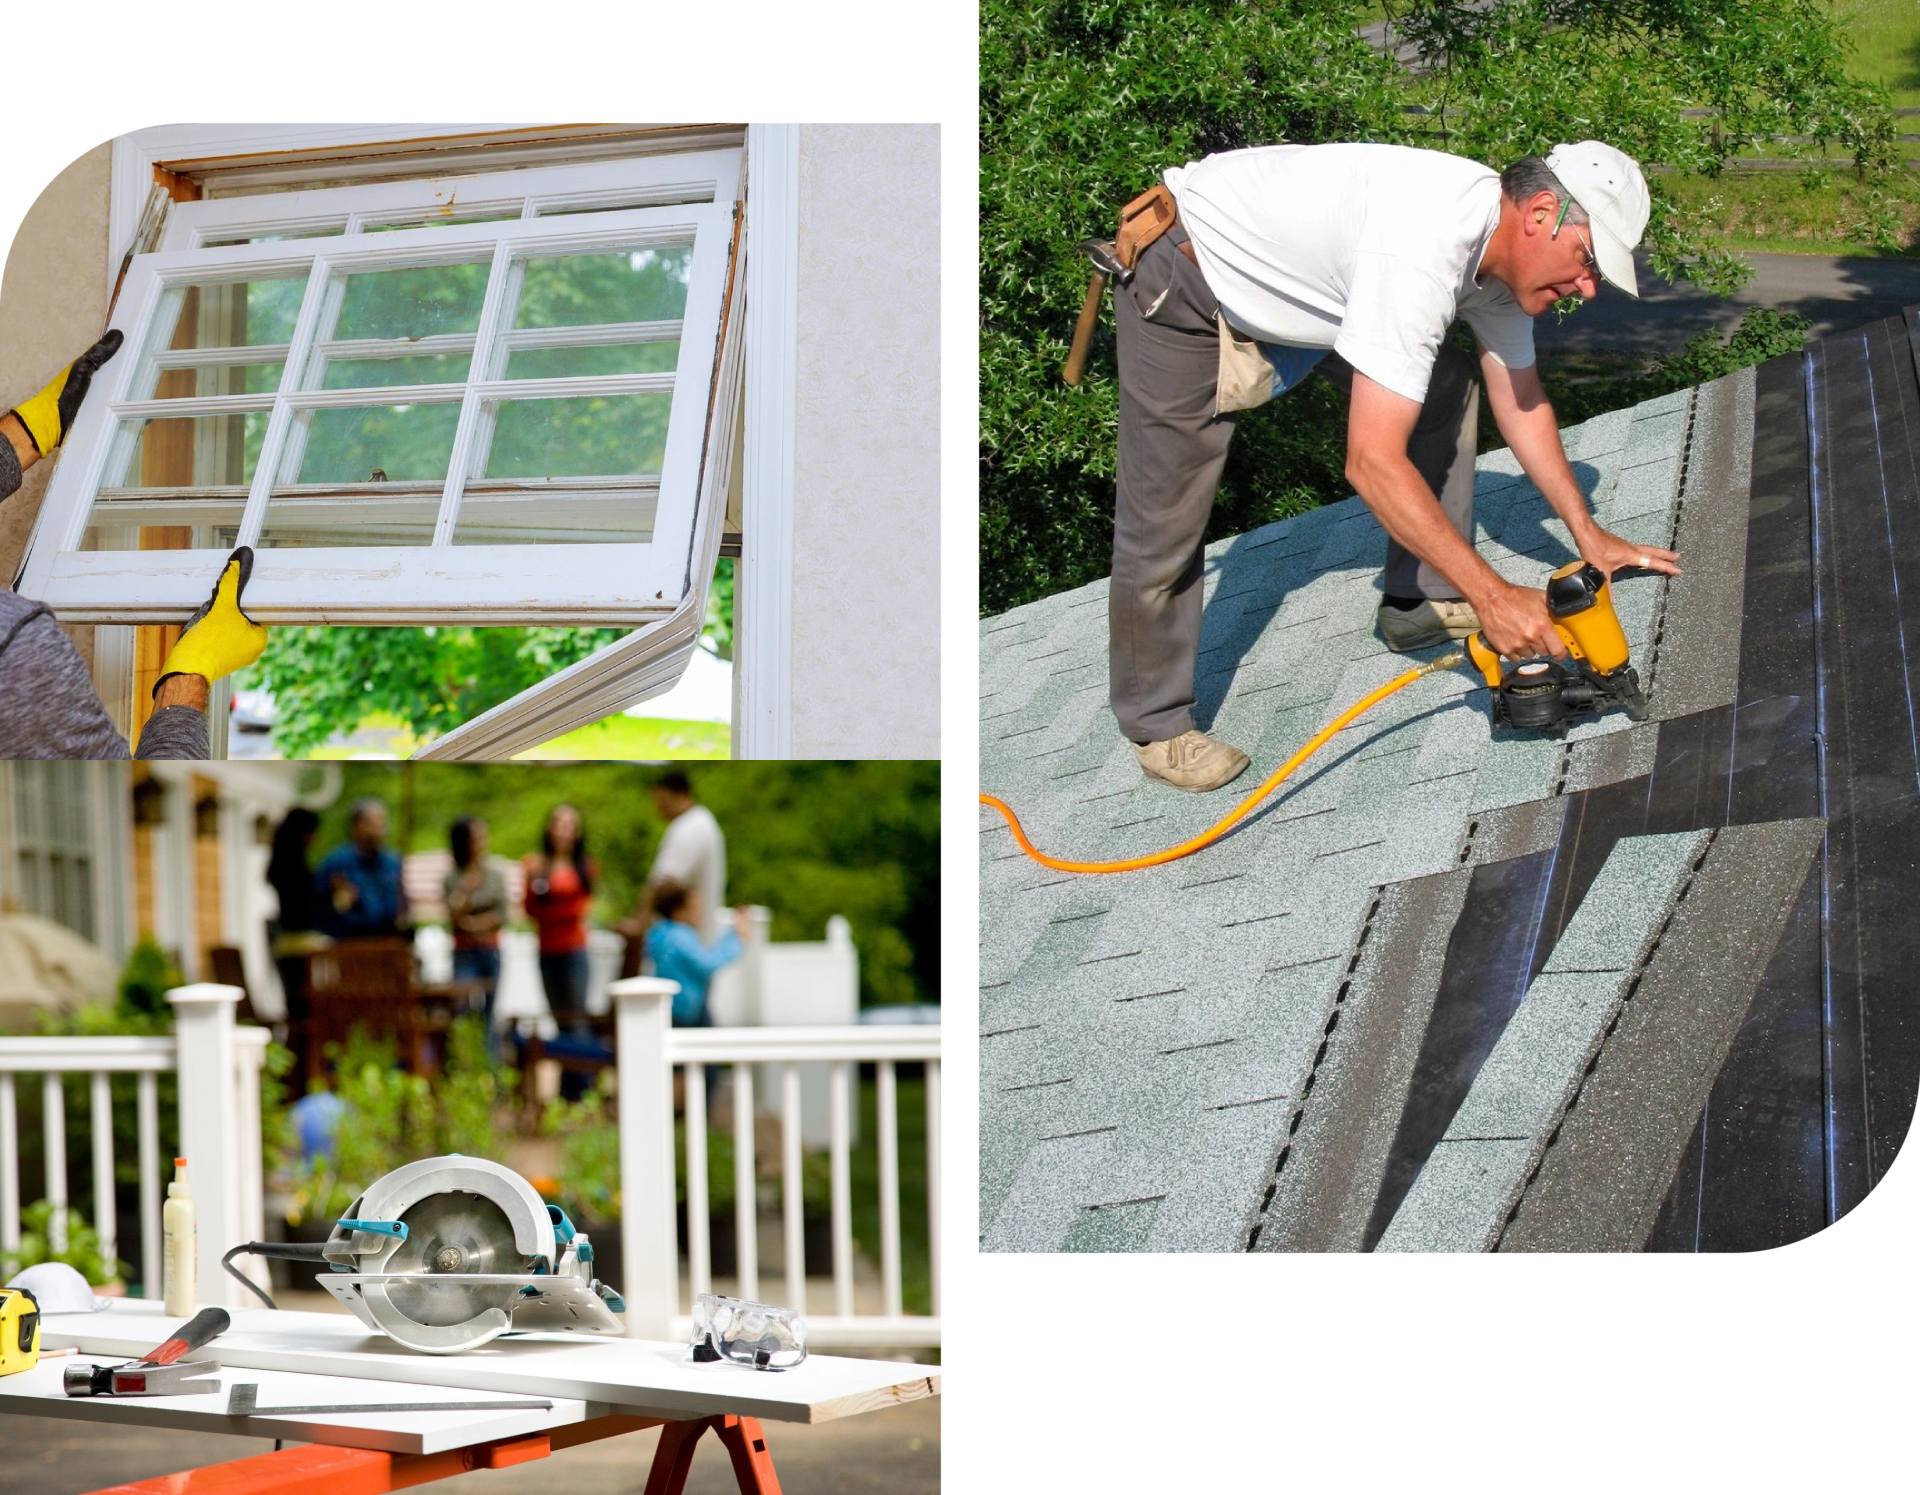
[20,183,740,626]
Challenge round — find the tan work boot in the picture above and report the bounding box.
[1133,729,1251,792]
[1376,596,1482,653]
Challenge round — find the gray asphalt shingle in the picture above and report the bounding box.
[980,389,1704,1253]
[1375,829,1713,1252]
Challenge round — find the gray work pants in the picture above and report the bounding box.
[1108,232,1481,744]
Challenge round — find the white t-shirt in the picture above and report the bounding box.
[650,804,727,944]
[1164,143,1536,404]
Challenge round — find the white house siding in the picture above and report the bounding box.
[791,124,941,758]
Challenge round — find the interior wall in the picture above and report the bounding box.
[0,141,110,588]
[789,124,941,758]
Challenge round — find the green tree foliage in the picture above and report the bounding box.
[244,624,630,757]
[235,246,709,754]
[980,0,1892,613]
[314,762,941,1010]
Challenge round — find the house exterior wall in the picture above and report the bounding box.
[790,124,941,758]
[0,141,110,671]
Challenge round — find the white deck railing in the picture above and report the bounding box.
[0,985,267,1302]
[612,978,940,1348]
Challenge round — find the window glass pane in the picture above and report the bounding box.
[452,484,656,546]
[333,262,489,341]
[106,412,269,488]
[512,247,691,329]
[319,353,472,390]
[502,342,678,380]
[256,493,442,550]
[261,400,457,548]
[151,361,286,399]
[359,211,521,233]
[532,193,714,217]
[482,393,671,479]
[291,402,462,485]
[200,226,346,247]
[159,275,306,351]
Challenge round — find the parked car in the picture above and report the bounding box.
[231,687,277,733]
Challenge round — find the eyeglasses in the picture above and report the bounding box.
[1552,198,1598,279]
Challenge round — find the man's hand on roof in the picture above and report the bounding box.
[1580,524,1681,581]
[1474,579,1569,661]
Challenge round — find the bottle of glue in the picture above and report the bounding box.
[163,1157,196,1315]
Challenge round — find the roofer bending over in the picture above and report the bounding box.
[0,333,268,758]
[1108,140,1681,791]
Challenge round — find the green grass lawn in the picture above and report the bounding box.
[518,715,729,760]
[300,710,728,759]
[1841,0,1920,109]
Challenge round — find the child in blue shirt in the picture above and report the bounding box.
[646,879,750,1026]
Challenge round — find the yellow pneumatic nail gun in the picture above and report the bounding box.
[1465,560,1649,737]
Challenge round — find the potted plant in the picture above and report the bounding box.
[2,1200,129,1292]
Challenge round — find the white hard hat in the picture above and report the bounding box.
[1545,141,1651,298]
[6,1261,109,1312]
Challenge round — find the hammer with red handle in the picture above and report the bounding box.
[63,1306,228,1397]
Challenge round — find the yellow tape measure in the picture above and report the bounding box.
[0,1288,41,1375]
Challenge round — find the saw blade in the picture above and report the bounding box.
[383,1189,527,1328]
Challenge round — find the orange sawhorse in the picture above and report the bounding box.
[81,1411,783,1495]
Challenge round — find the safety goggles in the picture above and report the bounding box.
[691,1292,809,1370]
[1552,197,1598,278]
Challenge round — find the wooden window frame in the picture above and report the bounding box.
[81,125,795,758]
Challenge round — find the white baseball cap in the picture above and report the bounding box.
[1545,141,1650,298]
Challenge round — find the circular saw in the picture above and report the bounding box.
[314,1156,626,1354]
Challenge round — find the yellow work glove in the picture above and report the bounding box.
[8,330,123,456]
[156,546,270,695]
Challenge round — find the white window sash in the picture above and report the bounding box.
[413,222,747,761]
[20,197,738,626]
[163,149,742,249]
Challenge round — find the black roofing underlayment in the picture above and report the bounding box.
[1383,315,1920,1251]
[979,309,1920,1253]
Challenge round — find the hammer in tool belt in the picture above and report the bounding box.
[64,1306,228,1397]
[1062,184,1179,386]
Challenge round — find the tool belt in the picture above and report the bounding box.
[1116,184,1194,270]
[1118,185,1280,415]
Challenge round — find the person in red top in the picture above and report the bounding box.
[522,804,600,1042]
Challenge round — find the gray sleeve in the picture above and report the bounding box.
[0,595,132,759]
[135,704,210,760]
[0,437,21,501]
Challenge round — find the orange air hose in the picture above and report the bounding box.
[980,652,1465,875]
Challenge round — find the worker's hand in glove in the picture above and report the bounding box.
[7,330,123,457]
[155,546,270,696]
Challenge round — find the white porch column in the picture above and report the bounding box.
[168,983,242,1308]
[612,976,680,1339]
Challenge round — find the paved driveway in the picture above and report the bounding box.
[1536,249,1920,359]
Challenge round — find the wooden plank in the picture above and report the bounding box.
[0,1357,600,1456]
[37,1303,938,1427]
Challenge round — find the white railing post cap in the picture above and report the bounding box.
[608,977,681,1002]
[166,984,245,1008]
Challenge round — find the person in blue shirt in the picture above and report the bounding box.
[645,878,751,1027]
[314,798,408,940]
